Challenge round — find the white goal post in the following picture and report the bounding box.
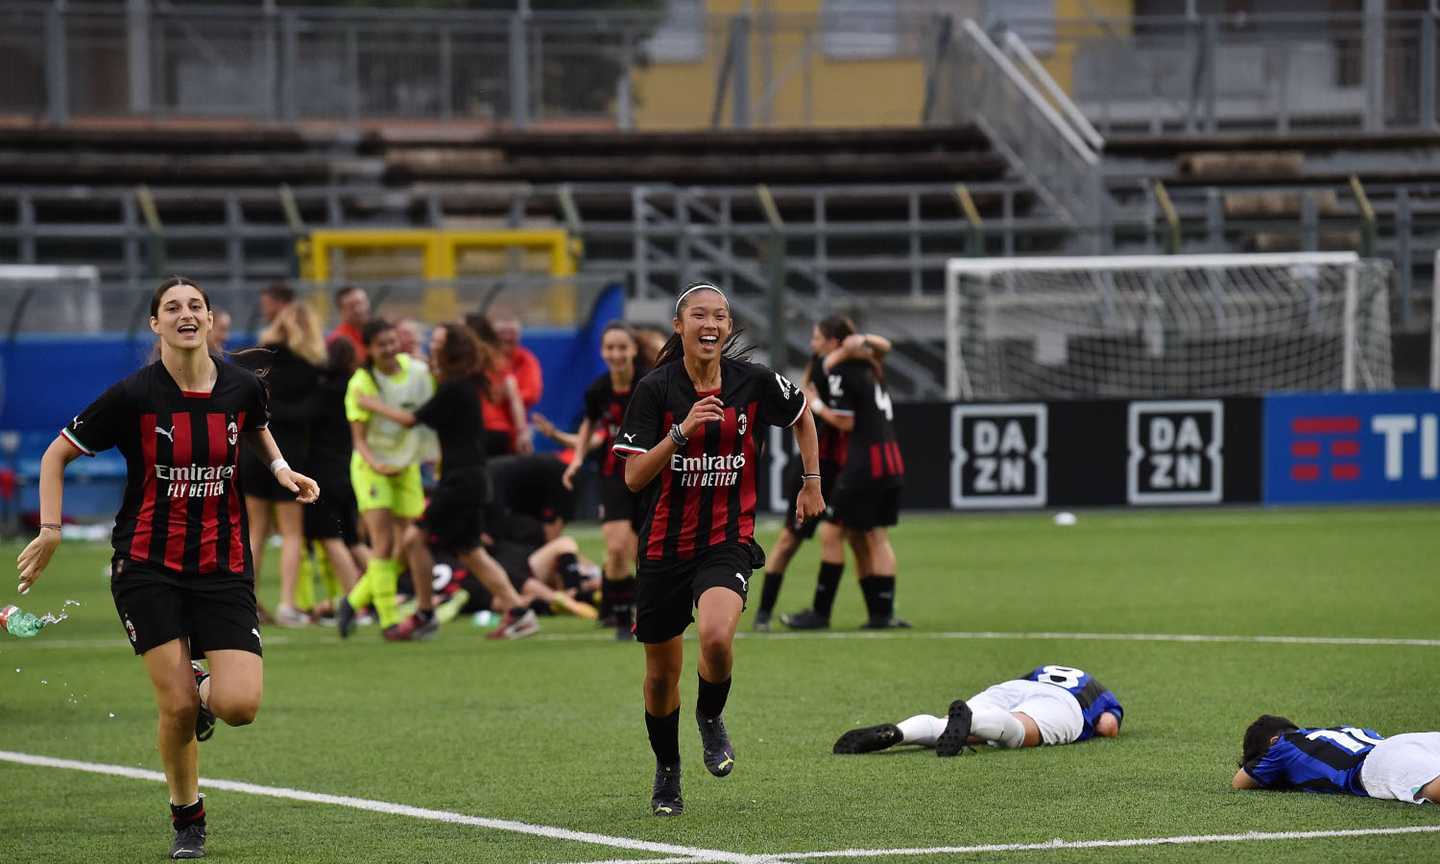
[945,252,1393,401]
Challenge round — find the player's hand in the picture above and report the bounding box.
[370,460,402,477]
[515,427,535,456]
[795,480,825,526]
[681,396,725,438]
[279,469,320,504]
[561,459,581,491]
[16,528,61,595]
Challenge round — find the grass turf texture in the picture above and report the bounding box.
[1,507,1438,864]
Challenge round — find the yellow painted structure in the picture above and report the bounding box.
[298,228,578,322]
[630,0,1134,130]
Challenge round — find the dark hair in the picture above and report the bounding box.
[334,284,364,304]
[654,283,750,368]
[465,312,500,347]
[150,276,210,319]
[433,322,483,384]
[1241,714,1298,767]
[600,320,643,376]
[261,281,296,304]
[816,315,856,343]
[361,318,394,347]
[326,334,358,377]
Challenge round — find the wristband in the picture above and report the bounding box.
[810,398,826,413]
[669,424,689,447]
[801,473,822,482]
[269,458,290,476]
[39,522,62,533]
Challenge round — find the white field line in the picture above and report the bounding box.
[531,630,1440,649]
[557,825,1440,864]
[0,750,763,864]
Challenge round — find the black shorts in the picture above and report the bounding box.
[110,558,263,657]
[597,473,638,526]
[487,540,537,592]
[420,469,490,553]
[303,459,360,545]
[634,542,762,644]
[784,461,840,540]
[831,483,902,531]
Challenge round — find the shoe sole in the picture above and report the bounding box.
[936,700,973,757]
[833,723,901,754]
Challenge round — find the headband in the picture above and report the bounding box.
[675,283,726,316]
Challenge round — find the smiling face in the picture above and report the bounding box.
[150,282,212,353]
[601,327,638,376]
[674,288,731,363]
[368,326,400,373]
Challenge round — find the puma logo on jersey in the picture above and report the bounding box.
[623,433,636,443]
[156,425,175,443]
[251,627,262,646]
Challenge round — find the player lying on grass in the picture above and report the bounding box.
[1232,714,1440,804]
[834,664,1123,756]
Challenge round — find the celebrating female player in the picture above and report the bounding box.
[613,283,823,816]
[336,318,433,641]
[15,277,318,860]
[562,321,645,639]
[357,321,540,641]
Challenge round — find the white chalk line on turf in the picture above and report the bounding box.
[531,630,1440,649]
[0,750,764,864]
[556,825,1440,864]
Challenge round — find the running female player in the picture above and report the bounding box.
[562,321,644,639]
[15,277,318,859]
[613,283,824,817]
[336,318,433,640]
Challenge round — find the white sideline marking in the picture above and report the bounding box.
[0,750,762,864]
[533,630,1440,649]
[558,825,1440,864]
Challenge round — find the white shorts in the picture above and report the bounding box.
[1360,733,1440,803]
[968,679,1083,746]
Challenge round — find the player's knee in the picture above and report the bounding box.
[697,632,732,671]
[643,671,678,703]
[156,689,199,726]
[212,693,261,727]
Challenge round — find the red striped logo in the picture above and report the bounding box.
[707,407,738,548]
[737,401,758,543]
[228,411,247,573]
[674,422,709,559]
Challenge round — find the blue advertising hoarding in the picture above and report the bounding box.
[1264,391,1440,504]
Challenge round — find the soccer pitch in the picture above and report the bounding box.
[3,507,1439,863]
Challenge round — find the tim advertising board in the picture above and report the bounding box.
[1264,391,1440,504]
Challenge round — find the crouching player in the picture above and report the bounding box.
[1232,715,1440,804]
[834,664,1123,756]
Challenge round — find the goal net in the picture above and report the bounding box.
[945,253,1393,400]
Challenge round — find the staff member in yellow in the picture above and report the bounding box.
[337,318,435,640]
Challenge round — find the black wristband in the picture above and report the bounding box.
[669,424,688,447]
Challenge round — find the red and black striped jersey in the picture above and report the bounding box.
[826,358,904,489]
[805,354,849,469]
[62,360,270,578]
[614,358,807,563]
[582,372,634,479]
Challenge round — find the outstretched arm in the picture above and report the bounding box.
[15,437,83,593]
[357,395,417,428]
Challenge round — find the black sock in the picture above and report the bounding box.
[758,571,784,614]
[170,798,205,830]
[609,576,636,623]
[416,608,434,623]
[696,674,732,720]
[558,553,582,590]
[861,575,896,620]
[812,561,844,617]
[645,708,681,766]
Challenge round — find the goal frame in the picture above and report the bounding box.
[944,251,1366,401]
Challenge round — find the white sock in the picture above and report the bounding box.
[896,714,947,747]
[197,677,211,712]
[970,706,1026,748]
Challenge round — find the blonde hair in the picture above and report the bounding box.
[260,302,326,365]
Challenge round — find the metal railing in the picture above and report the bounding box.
[931,21,1106,240]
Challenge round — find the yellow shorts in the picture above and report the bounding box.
[350,455,424,519]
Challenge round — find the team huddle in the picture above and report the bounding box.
[12,278,1440,859]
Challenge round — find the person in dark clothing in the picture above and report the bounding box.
[302,337,367,609]
[241,302,324,628]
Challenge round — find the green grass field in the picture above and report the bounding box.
[3,507,1439,864]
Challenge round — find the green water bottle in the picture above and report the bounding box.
[0,605,47,638]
